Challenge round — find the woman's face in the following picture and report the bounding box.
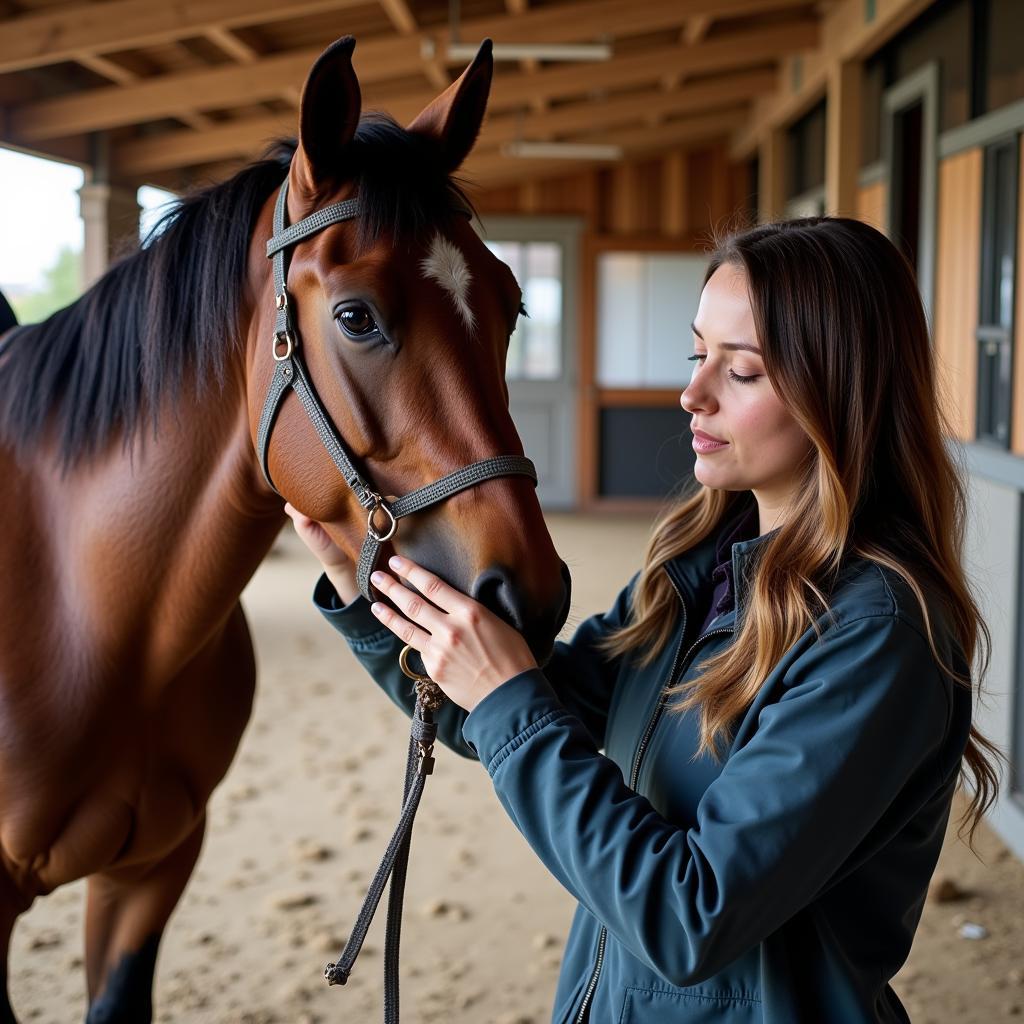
[680,262,812,519]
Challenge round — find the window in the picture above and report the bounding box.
[976,136,1019,446]
[484,241,563,380]
[596,252,707,388]
[786,99,826,201]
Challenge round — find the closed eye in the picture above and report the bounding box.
[687,353,760,384]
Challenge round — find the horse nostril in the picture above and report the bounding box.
[470,566,525,632]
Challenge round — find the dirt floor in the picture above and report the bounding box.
[7,512,1024,1023]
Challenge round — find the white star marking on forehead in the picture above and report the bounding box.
[420,234,475,332]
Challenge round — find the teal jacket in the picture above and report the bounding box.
[314,525,972,1023]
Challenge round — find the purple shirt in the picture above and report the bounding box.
[697,502,760,636]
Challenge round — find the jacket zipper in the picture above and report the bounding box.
[573,574,734,1023]
[577,577,737,1015]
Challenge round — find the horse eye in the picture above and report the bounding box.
[335,305,379,340]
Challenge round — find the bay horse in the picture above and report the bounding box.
[0,37,569,1023]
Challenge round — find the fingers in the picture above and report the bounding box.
[370,570,447,631]
[369,600,432,650]
[385,556,467,614]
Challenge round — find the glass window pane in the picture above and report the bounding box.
[486,240,563,381]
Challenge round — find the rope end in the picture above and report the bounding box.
[324,962,350,986]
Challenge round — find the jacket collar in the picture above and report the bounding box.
[663,501,776,627]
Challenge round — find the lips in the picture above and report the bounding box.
[691,428,727,444]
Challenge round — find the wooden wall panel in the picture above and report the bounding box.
[1013,137,1024,455]
[856,181,886,232]
[933,149,982,443]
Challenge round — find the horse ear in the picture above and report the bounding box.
[294,36,362,192]
[407,39,493,172]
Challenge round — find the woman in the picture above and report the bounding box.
[286,217,1001,1022]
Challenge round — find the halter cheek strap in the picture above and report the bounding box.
[257,180,538,602]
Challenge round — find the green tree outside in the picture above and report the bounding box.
[8,246,82,325]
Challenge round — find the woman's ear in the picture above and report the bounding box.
[292,35,362,199]
[407,39,493,173]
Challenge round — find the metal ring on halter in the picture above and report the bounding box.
[273,330,295,361]
[366,493,397,542]
[399,644,430,683]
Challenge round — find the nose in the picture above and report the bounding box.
[471,565,525,631]
[679,374,712,413]
[471,561,572,661]
[680,365,715,415]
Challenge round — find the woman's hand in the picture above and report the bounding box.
[283,503,360,606]
[368,555,537,712]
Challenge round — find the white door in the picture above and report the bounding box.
[478,217,581,509]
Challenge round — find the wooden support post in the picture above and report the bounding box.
[825,57,862,216]
[78,181,141,286]
[758,126,786,222]
[663,150,689,237]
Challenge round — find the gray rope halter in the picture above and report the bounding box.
[257,178,539,603]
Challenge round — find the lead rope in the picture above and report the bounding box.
[324,649,445,1024]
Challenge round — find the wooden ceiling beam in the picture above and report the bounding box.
[464,108,748,185]
[378,0,418,35]
[112,51,778,176]
[0,0,370,74]
[204,27,261,64]
[5,0,811,137]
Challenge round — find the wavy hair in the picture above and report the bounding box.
[601,216,1003,846]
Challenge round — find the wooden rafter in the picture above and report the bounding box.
[113,67,778,176]
[0,0,368,74]
[10,13,817,142]
[0,0,806,75]
[464,107,749,185]
[204,27,261,64]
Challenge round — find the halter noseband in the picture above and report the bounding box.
[257,179,538,602]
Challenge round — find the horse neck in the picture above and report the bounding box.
[39,327,282,675]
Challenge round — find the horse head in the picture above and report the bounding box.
[248,37,571,661]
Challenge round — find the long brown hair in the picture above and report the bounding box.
[602,216,1003,846]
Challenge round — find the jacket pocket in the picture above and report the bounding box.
[618,985,762,1023]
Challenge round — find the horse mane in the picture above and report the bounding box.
[0,116,473,467]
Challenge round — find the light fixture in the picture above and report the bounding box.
[502,141,623,160]
[443,42,612,62]
[433,0,612,65]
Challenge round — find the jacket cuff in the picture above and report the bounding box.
[462,668,569,772]
[312,572,388,642]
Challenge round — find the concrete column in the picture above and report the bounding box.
[825,58,863,217]
[77,181,141,287]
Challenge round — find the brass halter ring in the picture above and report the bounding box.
[366,493,397,542]
[399,644,430,683]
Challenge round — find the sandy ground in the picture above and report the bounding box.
[7,512,1024,1023]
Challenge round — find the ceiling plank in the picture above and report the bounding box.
[378,0,418,35]
[114,67,777,176]
[464,108,748,184]
[0,0,371,74]
[685,15,713,45]
[13,11,816,142]
[205,26,261,64]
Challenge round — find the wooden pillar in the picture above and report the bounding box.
[663,150,689,238]
[78,132,140,287]
[78,182,141,287]
[758,126,787,222]
[825,58,863,217]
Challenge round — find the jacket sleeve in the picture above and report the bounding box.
[312,571,639,758]
[460,612,953,986]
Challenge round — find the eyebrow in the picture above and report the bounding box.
[690,322,762,355]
